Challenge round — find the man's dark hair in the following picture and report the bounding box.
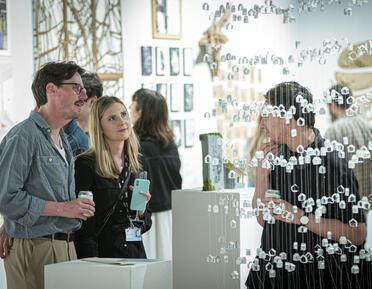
[32,61,85,107]
[265,81,315,128]
[132,88,174,148]
[81,72,103,98]
[328,84,353,110]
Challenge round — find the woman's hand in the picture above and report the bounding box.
[139,192,151,202]
[129,185,151,217]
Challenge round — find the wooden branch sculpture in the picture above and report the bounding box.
[196,9,232,77]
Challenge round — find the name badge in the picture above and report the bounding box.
[125,227,142,242]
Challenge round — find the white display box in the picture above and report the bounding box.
[172,189,262,289]
[45,258,172,289]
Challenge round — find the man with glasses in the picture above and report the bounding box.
[64,72,103,156]
[246,82,366,289]
[0,61,96,289]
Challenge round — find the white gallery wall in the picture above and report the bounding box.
[0,0,34,123]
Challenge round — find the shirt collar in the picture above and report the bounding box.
[29,111,52,134]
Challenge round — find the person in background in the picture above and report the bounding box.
[0,61,95,289]
[64,72,103,156]
[74,96,152,258]
[130,88,182,260]
[246,81,366,289]
[325,84,372,201]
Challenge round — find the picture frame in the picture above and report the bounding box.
[169,47,180,76]
[183,48,193,76]
[184,119,195,148]
[170,120,182,147]
[156,83,168,102]
[152,0,182,40]
[184,84,193,112]
[0,0,8,53]
[141,46,152,76]
[156,47,167,76]
[170,83,181,112]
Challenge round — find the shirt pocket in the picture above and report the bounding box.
[37,155,68,188]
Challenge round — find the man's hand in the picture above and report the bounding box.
[268,198,305,225]
[43,199,95,220]
[255,142,279,182]
[0,225,13,259]
[59,199,95,221]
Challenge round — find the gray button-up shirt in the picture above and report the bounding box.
[0,111,81,238]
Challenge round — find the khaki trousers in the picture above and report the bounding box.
[4,237,77,289]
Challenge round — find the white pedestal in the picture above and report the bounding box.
[45,258,172,289]
[172,189,262,289]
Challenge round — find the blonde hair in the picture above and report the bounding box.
[84,96,142,179]
[248,117,265,160]
[248,117,265,179]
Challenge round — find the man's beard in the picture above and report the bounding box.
[330,111,338,122]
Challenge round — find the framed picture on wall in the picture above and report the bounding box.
[170,83,181,112]
[156,47,167,76]
[152,0,182,40]
[183,48,193,76]
[156,83,168,101]
[170,120,182,147]
[169,47,180,76]
[184,119,195,148]
[141,46,152,76]
[184,84,193,112]
[0,0,8,53]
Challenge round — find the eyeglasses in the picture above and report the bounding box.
[60,82,86,95]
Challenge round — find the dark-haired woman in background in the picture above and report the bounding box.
[130,88,182,260]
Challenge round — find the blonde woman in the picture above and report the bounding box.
[74,96,151,258]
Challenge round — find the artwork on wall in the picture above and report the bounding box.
[152,0,181,40]
[169,47,180,76]
[170,83,182,112]
[183,48,193,76]
[184,83,193,112]
[156,47,167,76]
[184,119,195,148]
[156,83,168,101]
[171,120,182,147]
[33,0,123,96]
[141,46,152,76]
[0,0,8,52]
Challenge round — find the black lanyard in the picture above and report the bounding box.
[95,172,132,237]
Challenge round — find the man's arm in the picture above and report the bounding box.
[0,134,95,226]
[252,142,279,227]
[307,214,365,245]
[42,199,95,220]
[272,199,366,245]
